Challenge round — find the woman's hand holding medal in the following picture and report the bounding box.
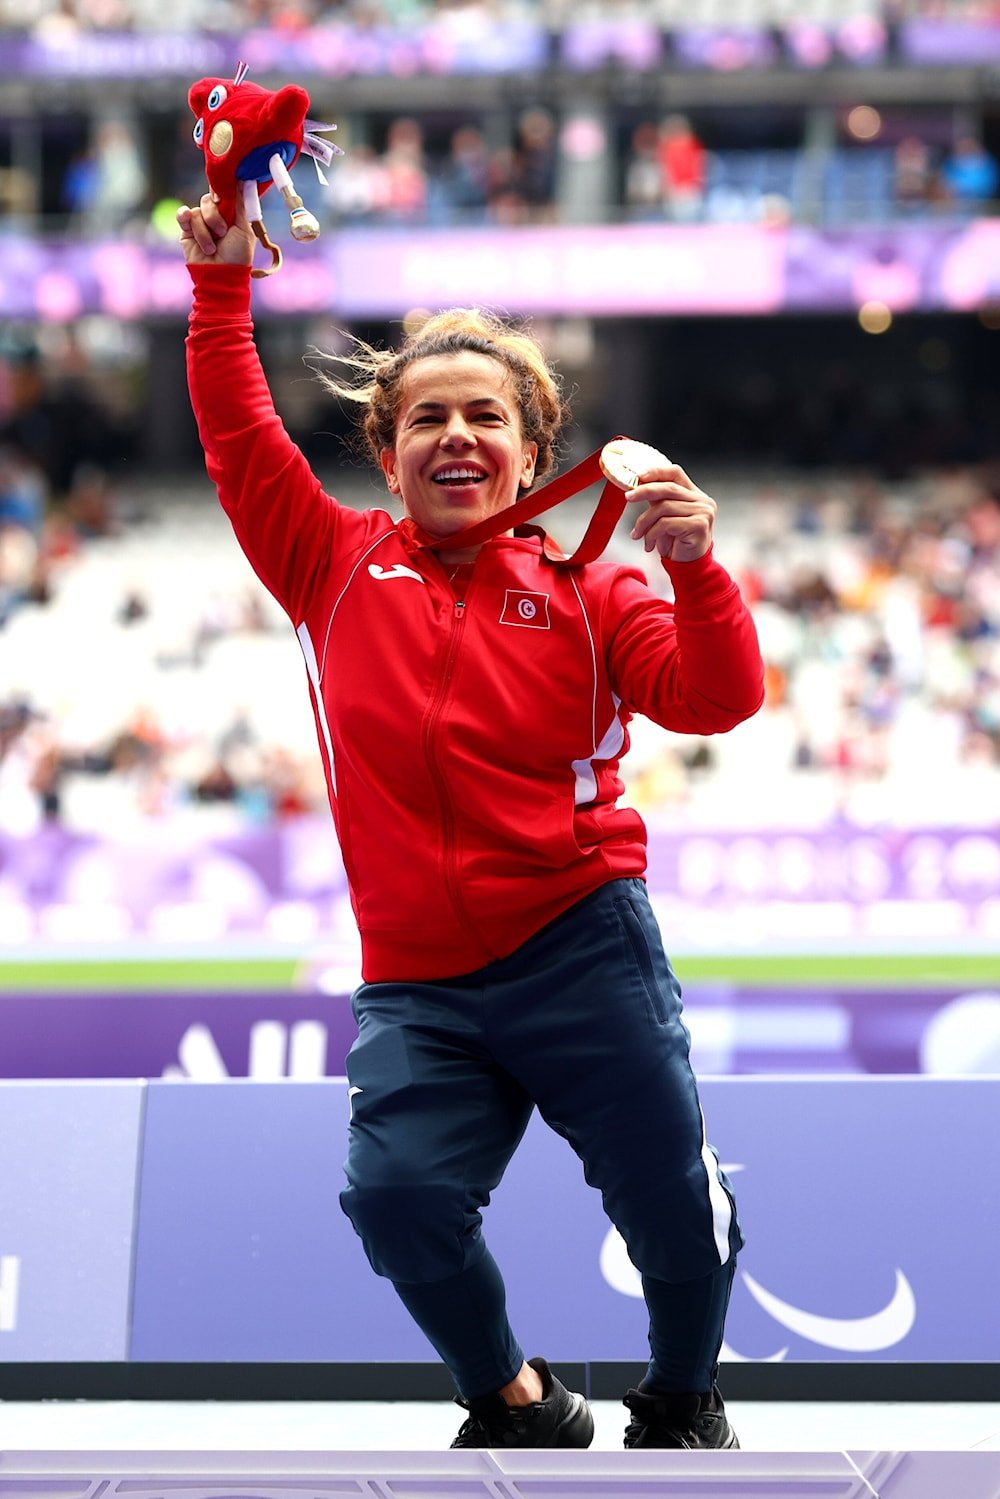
[600,438,717,562]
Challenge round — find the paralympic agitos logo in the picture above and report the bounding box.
[599,1164,917,1359]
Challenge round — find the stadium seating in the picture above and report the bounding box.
[3,468,997,837]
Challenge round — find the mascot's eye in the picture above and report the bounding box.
[207,85,228,110]
[193,117,205,144]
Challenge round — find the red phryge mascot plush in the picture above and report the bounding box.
[189,62,342,276]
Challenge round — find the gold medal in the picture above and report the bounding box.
[599,439,671,492]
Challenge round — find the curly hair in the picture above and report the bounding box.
[314,308,569,486]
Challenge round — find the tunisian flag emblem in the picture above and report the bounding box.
[500,590,551,629]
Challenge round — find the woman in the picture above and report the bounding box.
[178,190,765,1451]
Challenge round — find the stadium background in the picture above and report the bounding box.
[1,1,999,1385]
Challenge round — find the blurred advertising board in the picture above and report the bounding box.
[2,222,998,321]
[3,820,997,951]
[5,16,995,81]
[25,15,992,81]
[899,19,1000,65]
[0,22,547,80]
[0,982,996,1081]
[0,19,902,80]
[2,820,998,1086]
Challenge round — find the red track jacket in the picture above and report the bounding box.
[186,265,765,981]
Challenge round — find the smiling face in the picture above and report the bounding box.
[379,351,538,549]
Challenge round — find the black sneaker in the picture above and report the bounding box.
[451,1357,594,1449]
[623,1384,739,1449]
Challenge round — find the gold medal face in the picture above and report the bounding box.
[599,439,670,491]
[209,120,234,157]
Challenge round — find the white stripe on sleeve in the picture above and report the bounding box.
[296,621,337,795]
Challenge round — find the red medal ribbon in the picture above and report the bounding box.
[407,442,629,567]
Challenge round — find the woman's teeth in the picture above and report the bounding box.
[433,470,486,485]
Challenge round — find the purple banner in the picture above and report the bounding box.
[559,20,663,72]
[0,20,917,79]
[0,818,348,945]
[784,222,1000,312]
[0,19,993,90]
[0,32,229,79]
[785,18,887,68]
[900,18,1000,65]
[675,21,887,71]
[672,27,780,71]
[0,990,357,1082]
[240,19,550,78]
[332,222,785,316]
[3,220,999,322]
[0,984,995,1081]
[2,822,998,948]
[645,825,1000,906]
[0,23,548,79]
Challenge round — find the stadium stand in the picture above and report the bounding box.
[2,464,998,837]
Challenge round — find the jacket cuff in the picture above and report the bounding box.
[661,548,739,608]
[187,262,253,322]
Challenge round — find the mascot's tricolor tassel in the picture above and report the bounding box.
[189,64,342,277]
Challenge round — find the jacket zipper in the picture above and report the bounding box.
[422,589,478,936]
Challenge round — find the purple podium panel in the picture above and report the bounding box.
[2,1450,999,1498]
[130,1077,1000,1365]
[487,1076,1000,1364]
[0,1081,143,1360]
[129,1080,435,1362]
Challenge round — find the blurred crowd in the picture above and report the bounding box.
[626,119,998,227]
[28,105,996,241]
[617,465,1000,827]
[0,406,324,827]
[0,334,130,628]
[743,470,1000,809]
[313,110,559,229]
[2,447,998,835]
[0,501,325,832]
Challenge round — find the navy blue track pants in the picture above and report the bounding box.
[340,877,742,1400]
